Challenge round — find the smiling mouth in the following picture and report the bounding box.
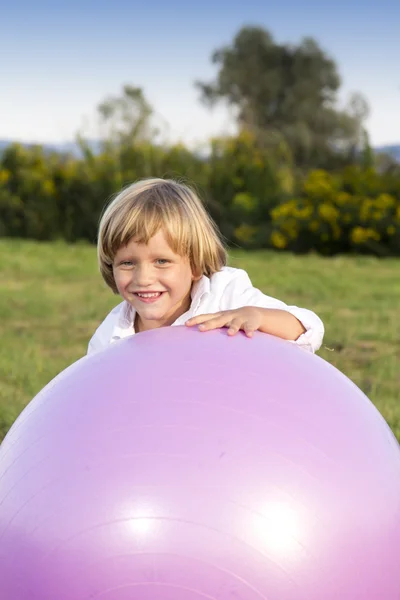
[134,292,164,303]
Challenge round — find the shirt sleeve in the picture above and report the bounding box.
[87,331,107,355]
[86,303,124,355]
[219,269,324,353]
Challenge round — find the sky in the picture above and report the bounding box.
[1,0,399,148]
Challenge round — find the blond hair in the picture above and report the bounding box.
[98,178,227,293]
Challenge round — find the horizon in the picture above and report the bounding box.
[1,0,399,148]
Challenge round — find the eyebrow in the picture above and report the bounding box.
[115,249,176,260]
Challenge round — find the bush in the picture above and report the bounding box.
[1,140,399,256]
[269,169,400,255]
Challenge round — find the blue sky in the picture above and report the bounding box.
[1,0,399,147]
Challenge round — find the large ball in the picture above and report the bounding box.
[0,327,399,600]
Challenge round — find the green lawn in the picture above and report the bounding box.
[0,239,399,442]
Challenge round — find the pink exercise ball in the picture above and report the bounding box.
[0,327,399,600]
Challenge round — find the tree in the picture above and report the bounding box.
[196,26,369,168]
[77,85,167,184]
[97,85,158,146]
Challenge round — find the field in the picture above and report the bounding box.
[0,239,399,443]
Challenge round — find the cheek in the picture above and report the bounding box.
[159,265,193,294]
[113,270,131,290]
[177,268,195,291]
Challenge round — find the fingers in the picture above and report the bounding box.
[185,313,223,327]
[243,319,257,338]
[186,311,258,337]
[243,324,256,338]
[227,319,256,337]
[227,317,243,336]
[198,314,231,331]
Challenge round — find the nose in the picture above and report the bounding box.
[134,264,155,288]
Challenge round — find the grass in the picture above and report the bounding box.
[0,239,399,443]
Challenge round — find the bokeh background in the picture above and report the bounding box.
[1,0,399,442]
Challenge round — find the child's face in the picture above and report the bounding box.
[112,230,198,331]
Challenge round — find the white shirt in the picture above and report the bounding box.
[87,266,324,355]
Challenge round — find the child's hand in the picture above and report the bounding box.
[186,307,263,338]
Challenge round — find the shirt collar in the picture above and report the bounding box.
[190,273,210,309]
[111,274,211,340]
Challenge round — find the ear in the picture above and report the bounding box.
[191,269,203,282]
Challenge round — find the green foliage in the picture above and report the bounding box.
[205,131,291,246]
[269,168,400,255]
[196,26,369,168]
[0,127,399,256]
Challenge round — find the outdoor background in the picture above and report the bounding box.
[1,0,399,443]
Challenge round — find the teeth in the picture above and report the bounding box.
[137,293,161,298]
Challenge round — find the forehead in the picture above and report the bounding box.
[116,230,177,256]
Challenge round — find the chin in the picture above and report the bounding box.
[140,312,167,322]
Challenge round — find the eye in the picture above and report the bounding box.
[119,260,134,267]
[155,259,170,265]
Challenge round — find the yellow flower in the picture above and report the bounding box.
[281,218,298,240]
[42,179,56,195]
[234,224,258,244]
[233,193,257,213]
[318,203,338,222]
[387,226,395,236]
[350,227,380,244]
[336,192,351,206]
[376,193,395,208]
[272,199,300,220]
[0,169,10,184]
[351,227,366,244]
[298,205,313,219]
[304,170,336,200]
[360,199,373,221]
[271,231,287,249]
